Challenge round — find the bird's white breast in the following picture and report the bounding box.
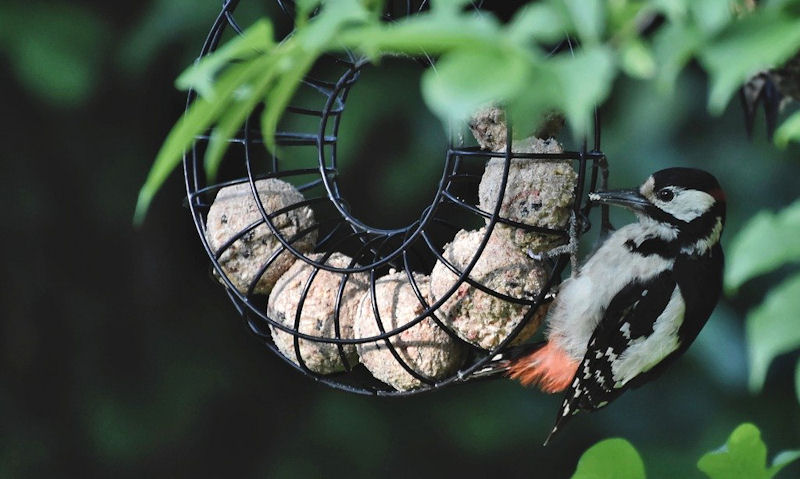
[546,223,675,360]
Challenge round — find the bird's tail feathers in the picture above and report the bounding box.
[507,341,579,393]
[468,342,547,379]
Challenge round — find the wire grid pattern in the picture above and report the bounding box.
[183,0,610,396]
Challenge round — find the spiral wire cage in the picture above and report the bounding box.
[184,0,610,396]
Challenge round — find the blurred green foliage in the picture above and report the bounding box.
[137,0,800,224]
[2,0,800,477]
[0,2,109,107]
[697,423,800,479]
[725,199,800,400]
[572,438,646,478]
[571,423,799,478]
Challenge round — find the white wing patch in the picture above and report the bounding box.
[611,286,686,388]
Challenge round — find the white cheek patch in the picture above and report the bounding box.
[662,190,716,222]
[639,177,655,198]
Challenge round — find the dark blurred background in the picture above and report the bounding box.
[2,1,799,477]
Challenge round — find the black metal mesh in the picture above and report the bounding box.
[183,0,610,396]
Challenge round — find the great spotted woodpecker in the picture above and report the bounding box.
[487,168,726,444]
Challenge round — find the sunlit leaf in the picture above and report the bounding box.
[746,273,800,392]
[700,13,800,114]
[608,0,652,36]
[298,0,372,50]
[698,423,798,479]
[176,19,274,98]
[295,0,322,26]
[725,199,800,292]
[135,55,274,224]
[698,423,769,479]
[421,47,531,124]
[649,0,689,23]
[620,38,656,79]
[774,110,800,149]
[560,0,606,45]
[262,53,317,153]
[341,13,500,56]
[652,22,702,92]
[572,438,646,479]
[689,0,733,35]
[550,45,616,136]
[507,3,566,44]
[205,56,280,180]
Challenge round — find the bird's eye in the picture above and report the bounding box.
[657,189,674,202]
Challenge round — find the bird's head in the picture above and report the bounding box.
[589,168,726,254]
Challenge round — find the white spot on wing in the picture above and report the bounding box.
[620,322,631,339]
[611,286,685,387]
[605,347,617,362]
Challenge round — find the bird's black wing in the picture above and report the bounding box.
[543,270,679,444]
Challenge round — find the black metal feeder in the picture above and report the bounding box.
[183,0,609,396]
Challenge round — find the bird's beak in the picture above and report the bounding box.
[589,189,650,213]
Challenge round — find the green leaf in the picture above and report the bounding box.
[295,0,322,26]
[507,3,567,44]
[0,3,110,108]
[550,45,616,136]
[700,13,800,114]
[608,0,652,36]
[649,0,689,23]
[135,55,275,224]
[774,110,800,149]
[205,55,280,180]
[176,19,274,99]
[746,273,800,392]
[770,449,800,476]
[572,438,646,479]
[652,22,702,93]
[620,38,656,79]
[689,0,733,35]
[560,0,606,45]
[698,424,768,479]
[698,423,798,479]
[297,0,372,51]
[421,47,531,124]
[261,52,317,153]
[725,199,800,292]
[341,13,500,56]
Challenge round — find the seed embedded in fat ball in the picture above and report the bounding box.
[478,137,577,253]
[354,272,467,391]
[430,227,550,351]
[205,178,317,295]
[268,253,367,374]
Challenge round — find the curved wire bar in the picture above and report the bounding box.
[182,0,610,396]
